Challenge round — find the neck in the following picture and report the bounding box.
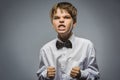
[58,32,72,42]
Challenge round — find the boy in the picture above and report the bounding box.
[37,2,100,80]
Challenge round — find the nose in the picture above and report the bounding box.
[59,18,64,23]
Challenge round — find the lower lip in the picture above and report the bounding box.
[58,29,65,31]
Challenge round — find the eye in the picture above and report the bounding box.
[53,16,59,20]
[64,16,71,19]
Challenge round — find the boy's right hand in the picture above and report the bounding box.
[47,66,56,78]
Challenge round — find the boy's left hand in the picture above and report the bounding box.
[70,67,81,78]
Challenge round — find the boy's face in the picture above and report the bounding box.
[52,8,76,35]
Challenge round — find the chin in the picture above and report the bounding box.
[58,33,67,36]
[58,31,66,34]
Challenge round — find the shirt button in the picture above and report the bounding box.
[62,53,65,56]
[67,57,72,62]
[61,65,64,68]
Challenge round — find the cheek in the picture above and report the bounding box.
[66,21,73,27]
[53,21,58,26]
[67,22,74,30]
[52,22,58,30]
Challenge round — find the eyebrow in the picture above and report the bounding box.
[53,14,71,17]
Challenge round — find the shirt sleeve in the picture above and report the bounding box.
[36,49,51,80]
[80,43,100,80]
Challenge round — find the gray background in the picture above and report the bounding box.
[0,0,120,80]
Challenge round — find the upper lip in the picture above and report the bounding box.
[58,24,65,27]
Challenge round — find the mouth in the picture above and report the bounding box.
[58,24,65,27]
[58,28,65,31]
[58,24,66,31]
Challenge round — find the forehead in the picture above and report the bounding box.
[53,8,70,16]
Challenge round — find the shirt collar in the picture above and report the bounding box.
[69,33,75,44]
[57,33,75,44]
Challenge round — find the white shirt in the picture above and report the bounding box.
[36,34,100,80]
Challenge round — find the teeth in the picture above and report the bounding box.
[59,26,64,28]
[58,25,65,27]
[58,27,65,30]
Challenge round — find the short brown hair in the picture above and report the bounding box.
[50,2,77,23]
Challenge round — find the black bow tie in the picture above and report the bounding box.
[56,40,72,49]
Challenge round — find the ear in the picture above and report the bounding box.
[51,19,53,24]
[73,22,76,28]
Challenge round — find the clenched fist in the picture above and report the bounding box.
[47,66,56,78]
[70,67,81,78]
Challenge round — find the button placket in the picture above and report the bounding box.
[62,49,67,56]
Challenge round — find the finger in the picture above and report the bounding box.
[47,67,56,72]
[70,69,81,78]
[70,69,80,78]
[47,67,55,71]
[47,69,56,72]
[48,72,55,75]
[48,66,55,69]
[48,74,55,78]
[70,72,77,78]
[72,67,80,71]
[47,72,56,78]
[71,69,79,74]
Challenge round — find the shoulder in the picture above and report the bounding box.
[75,36,94,47]
[41,38,57,50]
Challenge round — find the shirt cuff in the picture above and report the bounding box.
[67,74,78,80]
[41,69,51,79]
[37,66,51,79]
[80,70,88,78]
